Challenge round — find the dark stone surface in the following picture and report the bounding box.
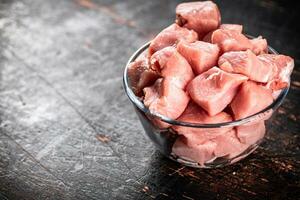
[0,0,299,199]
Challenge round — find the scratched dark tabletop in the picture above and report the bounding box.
[0,0,299,199]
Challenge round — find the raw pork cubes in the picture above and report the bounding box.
[209,29,252,53]
[176,1,221,38]
[127,1,294,166]
[231,81,273,120]
[177,41,219,75]
[173,102,232,144]
[149,24,198,56]
[187,67,248,116]
[143,78,190,128]
[218,50,275,83]
[150,47,194,89]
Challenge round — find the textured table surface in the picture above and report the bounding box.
[0,0,299,199]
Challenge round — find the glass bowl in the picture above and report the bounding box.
[123,41,289,168]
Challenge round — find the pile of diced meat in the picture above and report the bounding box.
[128,1,294,166]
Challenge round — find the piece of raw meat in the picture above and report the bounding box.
[203,24,243,42]
[176,1,221,39]
[177,40,220,75]
[213,129,248,158]
[220,24,243,33]
[259,54,294,91]
[172,102,232,145]
[236,122,265,145]
[172,136,217,166]
[207,29,252,53]
[151,47,194,89]
[187,67,248,116]
[231,81,273,120]
[143,78,190,128]
[218,50,276,83]
[128,57,160,96]
[149,23,198,56]
[250,36,268,55]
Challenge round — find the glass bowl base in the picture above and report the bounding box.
[168,140,262,168]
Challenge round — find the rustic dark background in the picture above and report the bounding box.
[0,0,299,199]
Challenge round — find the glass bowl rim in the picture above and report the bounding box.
[123,39,289,128]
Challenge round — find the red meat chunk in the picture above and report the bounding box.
[220,24,243,33]
[203,24,243,42]
[176,1,221,39]
[187,67,248,116]
[172,129,250,164]
[208,29,252,53]
[172,102,232,145]
[250,36,268,55]
[172,136,217,166]
[218,50,276,83]
[143,78,190,128]
[150,47,194,89]
[259,54,294,91]
[231,81,273,120]
[149,23,198,56]
[236,122,266,145]
[213,129,248,158]
[128,56,160,96]
[177,40,220,75]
